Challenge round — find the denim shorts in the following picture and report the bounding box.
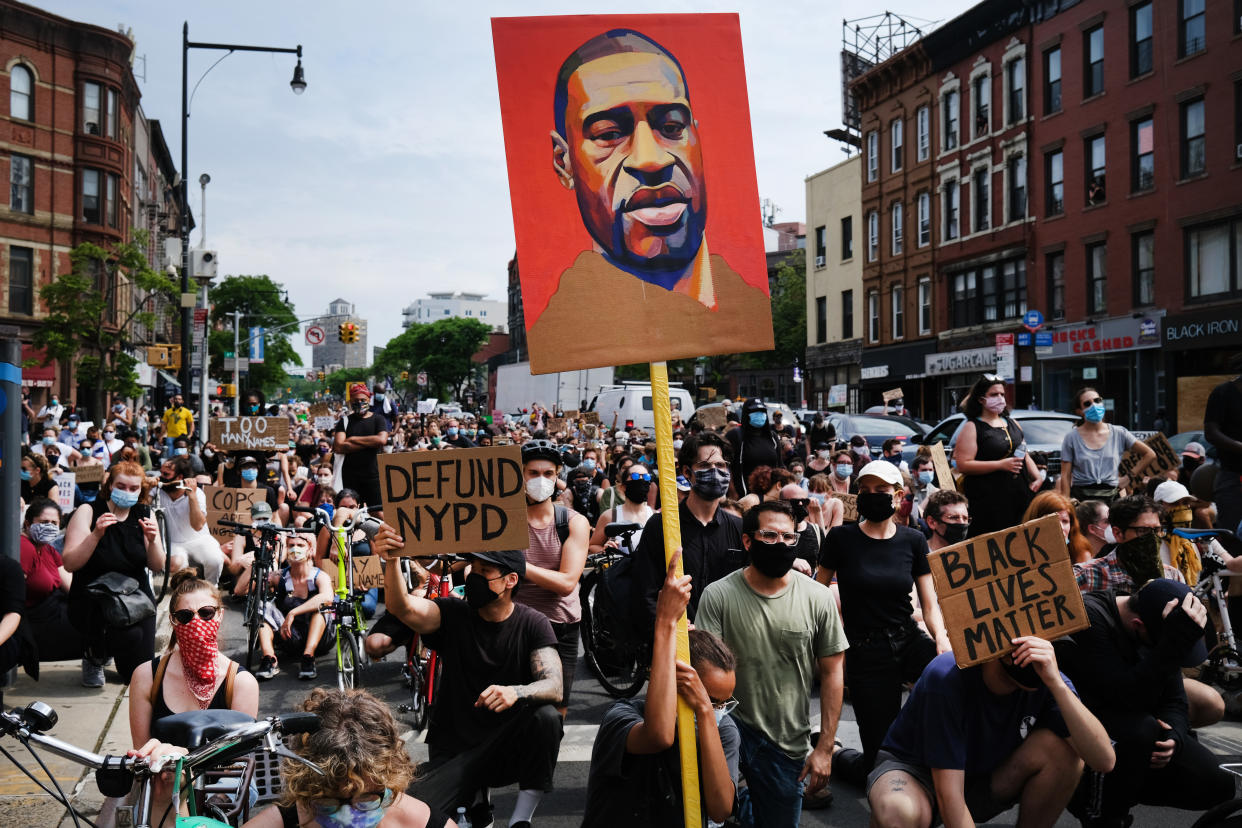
[866,749,1010,825]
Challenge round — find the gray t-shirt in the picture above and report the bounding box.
[1060,424,1137,486]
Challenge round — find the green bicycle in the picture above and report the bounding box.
[310,504,381,691]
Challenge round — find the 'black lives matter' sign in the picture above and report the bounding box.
[927,513,1089,667]
[378,446,528,554]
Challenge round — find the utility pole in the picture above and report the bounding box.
[1,327,21,565]
[233,309,241,416]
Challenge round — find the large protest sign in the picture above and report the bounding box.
[204,486,266,543]
[828,492,858,522]
[582,411,600,425]
[327,555,385,592]
[74,464,105,485]
[492,14,773,374]
[547,417,568,435]
[378,446,528,554]
[1117,432,1180,482]
[929,442,956,492]
[927,513,1088,667]
[209,417,290,453]
[308,403,335,431]
[54,473,76,511]
[695,406,728,430]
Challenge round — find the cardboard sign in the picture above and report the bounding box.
[562,410,579,420]
[327,554,385,592]
[547,418,567,435]
[54,473,76,511]
[416,400,436,415]
[582,411,600,425]
[1117,432,1181,483]
[696,406,728,430]
[927,513,1089,667]
[929,442,956,492]
[209,417,290,453]
[314,416,335,430]
[204,486,266,543]
[378,446,528,554]
[828,491,858,522]
[493,14,774,374]
[882,387,904,403]
[73,464,105,485]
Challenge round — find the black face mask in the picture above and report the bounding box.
[749,539,798,579]
[625,480,652,503]
[857,491,897,523]
[1182,458,1202,477]
[351,401,366,414]
[563,453,581,468]
[1115,532,1164,585]
[691,467,731,500]
[786,499,809,524]
[936,522,970,545]
[1000,657,1042,690]
[464,573,502,610]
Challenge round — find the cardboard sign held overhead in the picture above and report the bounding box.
[209,417,290,453]
[1117,432,1181,483]
[73,464,105,485]
[204,486,267,543]
[828,492,858,523]
[927,513,1088,668]
[308,403,331,419]
[696,406,728,430]
[929,442,956,492]
[378,446,528,555]
[547,417,568,435]
[882,387,904,404]
[582,411,600,425]
[562,410,579,420]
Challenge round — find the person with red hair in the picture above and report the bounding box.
[1022,490,1092,563]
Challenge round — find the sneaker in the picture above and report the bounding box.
[802,784,834,810]
[255,656,279,681]
[469,802,494,828]
[298,655,317,680]
[81,658,105,688]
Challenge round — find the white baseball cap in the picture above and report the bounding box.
[856,460,904,488]
[1153,480,1193,505]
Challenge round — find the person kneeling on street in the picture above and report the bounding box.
[374,524,563,828]
[867,637,1114,828]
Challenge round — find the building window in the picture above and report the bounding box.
[1047,251,1065,321]
[951,271,978,327]
[1181,98,1206,179]
[8,246,33,315]
[1132,118,1154,192]
[1187,219,1240,298]
[916,105,930,161]
[1000,260,1026,319]
[106,88,118,139]
[867,210,879,261]
[842,289,854,339]
[891,284,905,340]
[105,173,117,227]
[1007,58,1025,124]
[10,65,32,121]
[1180,0,1206,58]
[944,179,959,240]
[943,90,959,150]
[1133,231,1155,306]
[918,277,932,334]
[83,82,101,135]
[1086,135,1106,205]
[1046,149,1064,215]
[891,202,903,255]
[974,74,990,137]
[974,168,990,232]
[841,216,853,260]
[1087,241,1107,314]
[10,155,33,214]
[1044,47,1062,114]
[815,296,827,343]
[82,169,100,223]
[867,131,878,182]
[814,225,826,266]
[950,258,1027,329]
[917,191,931,247]
[868,290,880,342]
[1132,2,1153,77]
[891,118,903,172]
[1084,26,1104,98]
[1008,155,1026,221]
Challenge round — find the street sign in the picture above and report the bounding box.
[249,327,265,364]
[417,371,428,387]
[1023,309,1045,332]
[223,357,249,371]
[306,370,316,381]
[1017,333,1032,346]
[1035,332,1053,347]
[995,334,1016,381]
[306,325,325,346]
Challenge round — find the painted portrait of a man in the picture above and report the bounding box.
[493,15,773,374]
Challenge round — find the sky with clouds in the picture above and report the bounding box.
[40,0,972,370]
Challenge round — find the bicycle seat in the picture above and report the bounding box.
[152,710,256,750]
[604,522,641,538]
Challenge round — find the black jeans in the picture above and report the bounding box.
[85,615,155,685]
[411,703,564,816]
[1088,710,1234,819]
[836,623,936,787]
[1214,469,1242,535]
[549,621,579,708]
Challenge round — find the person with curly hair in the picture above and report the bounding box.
[244,687,454,828]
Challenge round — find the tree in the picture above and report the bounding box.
[374,317,491,402]
[33,235,176,419]
[208,275,302,395]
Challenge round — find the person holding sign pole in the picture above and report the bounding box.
[952,375,1040,538]
[815,460,951,789]
[1058,386,1154,502]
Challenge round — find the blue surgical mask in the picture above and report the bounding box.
[446,427,459,437]
[42,436,55,446]
[174,447,188,456]
[748,412,767,428]
[582,459,596,471]
[918,470,935,487]
[374,393,384,402]
[241,468,259,482]
[110,489,139,509]
[835,463,853,479]
[20,470,32,481]
[248,404,261,414]
[1084,403,1105,423]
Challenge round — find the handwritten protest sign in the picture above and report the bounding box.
[927,513,1088,667]
[204,486,266,543]
[74,464,105,485]
[582,411,600,425]
[882,387,904,404]
[309,404,335,431]
[327,554,385,592]
[209,417,290,453]
[547,417,567,435]
[54,473,76,511]
[696,406,728,430]
[828,492,858,522]
[562,410,579,420]
[378,446,528,554]
[929,442,956,492]
[1117,432,1181,483]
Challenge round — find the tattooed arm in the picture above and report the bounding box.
[474,646,563,712]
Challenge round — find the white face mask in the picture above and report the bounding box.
[1103,527,1117,545]
[525,476,556,503]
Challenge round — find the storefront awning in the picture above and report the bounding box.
[20,345,56,387]
[157,370,181,390]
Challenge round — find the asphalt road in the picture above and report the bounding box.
[219,592,1242,827]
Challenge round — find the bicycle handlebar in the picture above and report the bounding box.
[217,519,318,535]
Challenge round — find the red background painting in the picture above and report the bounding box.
[491,13,770,327]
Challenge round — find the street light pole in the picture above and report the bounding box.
[233,309,242,416]
[197,173,212,434]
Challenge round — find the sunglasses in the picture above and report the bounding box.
[171,606,221,624]
[1081,397,1104,406]
[629,472,652,482]
[982,373,1003,382]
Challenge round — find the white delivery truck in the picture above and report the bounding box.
[588,382,695,432]
[493,362,615,415]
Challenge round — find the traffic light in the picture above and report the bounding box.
[338,322,348,342]
[400,370,409,381]
[341,323,359,344]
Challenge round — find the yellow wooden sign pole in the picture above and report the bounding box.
[649,360,700,828]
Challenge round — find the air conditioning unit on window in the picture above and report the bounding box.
[815,255,826,267]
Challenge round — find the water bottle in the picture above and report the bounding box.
[1013,441,1027,460]
[456,806,472,828]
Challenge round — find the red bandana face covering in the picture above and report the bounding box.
[177,616,221,706]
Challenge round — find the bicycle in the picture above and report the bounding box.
[312,504,382,691]
[218,519,318,672]
[397,553,467,734]
[0,700,321,828]
[1185,529,1242,693]
[579,521,650,698]
[146,481,174,601]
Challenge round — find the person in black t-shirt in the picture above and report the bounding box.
[1205,357,1242,534]
[332,383,389,516]
[376,531,563,828]
[726,398,780,496]
[815,459,952,788]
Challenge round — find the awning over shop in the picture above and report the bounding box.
[157,370,181,391]
[860,341,937,383]
[19,345,55,387]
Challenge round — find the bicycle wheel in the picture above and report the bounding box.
[154,509,171,601]
[243,571,267,673]
[337,627,363,691]
[580,576,647,698]
[406,654,429,733]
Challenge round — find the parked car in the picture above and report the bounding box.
[1168,430,1216,460]
[902,409,1081,474]
[824,413,924,460]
